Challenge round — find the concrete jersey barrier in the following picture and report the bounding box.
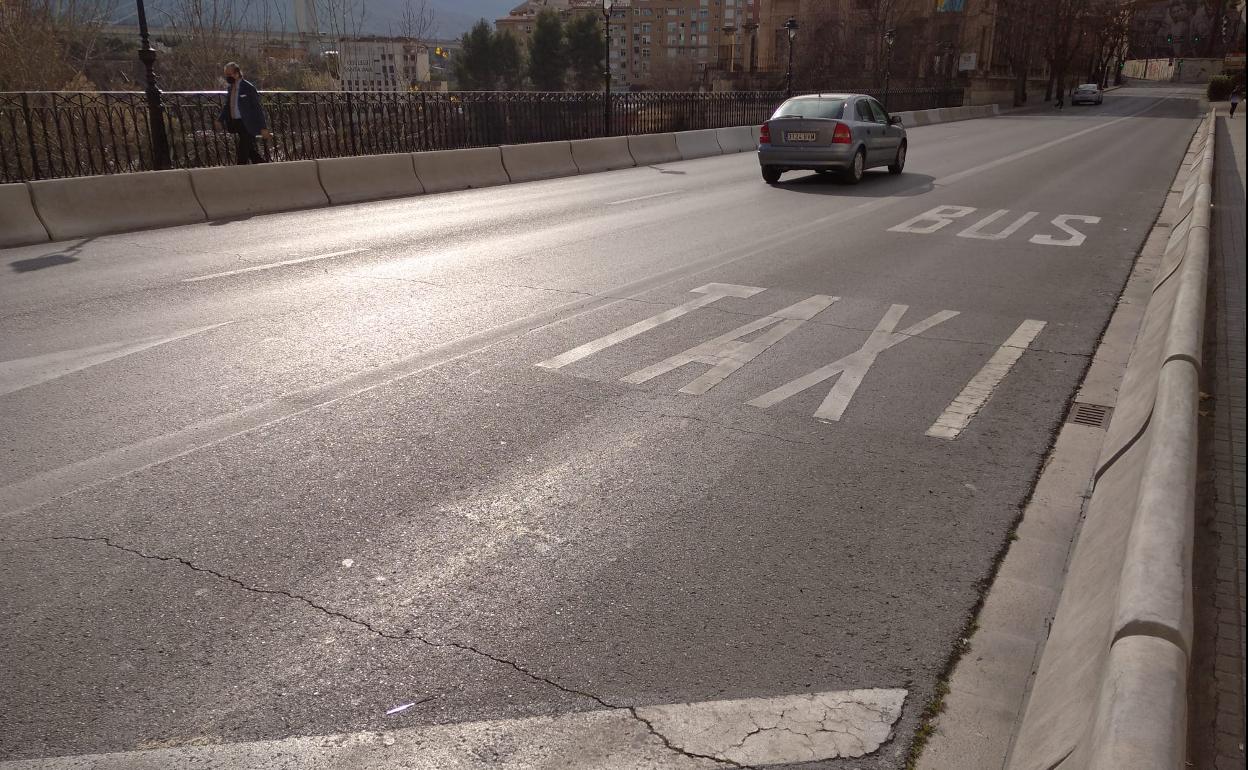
[316,153,424,205]
[674,129,723,160]
[501,141,579,183]
[627,133,682,165]
[569,137,636,174]
[190,160,328,220]
[27,169,206,241]
[1007,112,1214,770]
[715,126,756,153]
[0,183,50,247]
[411,147,510,193]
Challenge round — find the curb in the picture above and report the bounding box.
[1006,111,1215,769]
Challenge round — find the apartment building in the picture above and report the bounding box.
[338,38,431,92]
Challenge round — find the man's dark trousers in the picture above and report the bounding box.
[228,118,265,165]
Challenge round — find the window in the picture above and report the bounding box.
[855,100,875,122]
[772,98,846,120]
[868,100,890,123]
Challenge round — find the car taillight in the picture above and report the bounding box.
[832,123,852,144]
[759,122,771,144]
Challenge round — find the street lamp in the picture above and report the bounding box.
[783,16,798,97]
[882,27,897,112]
[135,0,172,170]
[603,0,613,136]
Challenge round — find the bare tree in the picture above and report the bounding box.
[0,0,123,89]
[396,0,435,41]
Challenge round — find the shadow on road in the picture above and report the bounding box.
[8,237,95,272]
[771,171,936,197]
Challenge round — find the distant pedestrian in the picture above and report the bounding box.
[1054,89,1064,110]
[1231,87,1242,118]
[214,62,270,165]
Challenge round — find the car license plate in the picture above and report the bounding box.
[785,131,818,142]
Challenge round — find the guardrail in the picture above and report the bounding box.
[0,88,964,183]
[1008,111,1215,769]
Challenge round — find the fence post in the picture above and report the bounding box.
[346,91,359,155]
[20,93,41,181]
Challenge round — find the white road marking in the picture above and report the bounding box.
[926,319,1047,439]
[0,689,907,769]
[748,305,959,421]
[888,205,977,234]
[606,190,681,205]
[0,323,231,398]
[536,282,765,370]
[182,249,369,282]
[622,294,838,395]
[1028,214,1102,247]
[957,209,1039,241]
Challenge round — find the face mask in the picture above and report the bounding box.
[225,75,236,84]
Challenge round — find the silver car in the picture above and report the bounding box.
[1072,83,1104,105]
[758,93,907,185]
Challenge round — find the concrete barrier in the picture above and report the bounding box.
[190,160,327,220]
[715,125,756,153]
[27,170,206,241]
[501,141,579,183]
[627,133,682,165]
[569,136,636,174]
[411,147,510,194]
[674,129,723,160]
[1007,112,1214,770]
[0,183,49,247]
[316,153,424,205]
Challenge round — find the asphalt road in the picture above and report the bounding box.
[0,85,1204,768]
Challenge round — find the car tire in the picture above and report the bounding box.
[761,167,782,184]
[842,149,865,185]
[888,142,906,175]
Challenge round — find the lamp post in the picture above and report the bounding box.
[783,16,798,97]
[602,0,613,136]
[135,0,172,170]
[882,27,897,111]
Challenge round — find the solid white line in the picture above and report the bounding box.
[182,249,368,282]
[605,190,680,205]
[927,319,1047,439]
[0,689,907,769]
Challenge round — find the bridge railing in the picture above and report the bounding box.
[0,88,964,183]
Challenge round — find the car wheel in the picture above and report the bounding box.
[842,149,865,185]
[761,167,782,184]
[888,142,907,175]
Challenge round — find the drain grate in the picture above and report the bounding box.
[1068,402,1113,429]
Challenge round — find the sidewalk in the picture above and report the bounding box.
[1191,103,1246,770]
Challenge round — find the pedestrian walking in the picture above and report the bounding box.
[214,62,270,165]
[1054,89,1064,110]
[1231,86,1242,118]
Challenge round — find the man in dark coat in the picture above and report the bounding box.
[214,62,270,165]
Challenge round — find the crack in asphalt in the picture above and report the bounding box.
[0,534,749,769]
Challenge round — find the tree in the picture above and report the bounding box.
[455,19,498,90]
[396,0,435,41]
[494,31,524,90]
[528,8,566,91]
[564,13,603,91]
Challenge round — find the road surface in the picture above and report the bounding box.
[0,85,1203,768]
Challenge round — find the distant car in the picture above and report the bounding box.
[757,93,907,185]
[1072,84,1104,105]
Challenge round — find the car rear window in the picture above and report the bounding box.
[1077,85,1097,91]
[772,99,846,120]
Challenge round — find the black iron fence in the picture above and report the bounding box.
[0,87,963,183]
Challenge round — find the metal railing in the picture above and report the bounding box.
[0,88,963,183]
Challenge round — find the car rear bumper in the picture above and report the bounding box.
[758,144,856,170]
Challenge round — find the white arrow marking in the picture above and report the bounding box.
[536,282,766,370]
[0,688,907,768]
[927,319,1046,439]
[0,324,231,397]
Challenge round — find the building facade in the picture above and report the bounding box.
[338,38,431,92]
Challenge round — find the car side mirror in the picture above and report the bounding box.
[889,116,903,126]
